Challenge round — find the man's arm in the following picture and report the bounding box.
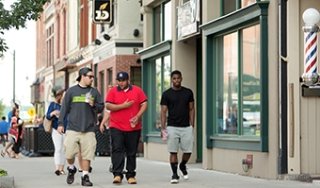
[189,101,195,127]
[93,89,105,113]
[136,101,147,119]
[160,105,168,129]
[99,109,110,133]
[106,99,134,112]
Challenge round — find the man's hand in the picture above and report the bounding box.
[99,124,106,133]
[57,126,64,134]
[122,99,134,109]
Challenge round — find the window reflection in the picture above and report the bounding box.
[217,24,261,136]
[223,0,257,15]
[156,58,162,129]
[222,32,238,134]
[155,56,171,129]
[153,1,172,43]
[242,25,260,136]
[164,1,172,40]
[241,0,256,8]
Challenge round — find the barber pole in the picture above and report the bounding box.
[304,31,318,74]
[302,8,320,85]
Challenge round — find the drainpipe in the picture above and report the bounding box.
[279,0,288,174]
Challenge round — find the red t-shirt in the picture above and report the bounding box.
[106,85,147,131]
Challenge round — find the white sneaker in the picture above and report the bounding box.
[170,174,179,184]
[182,174,189,180]
[170,178,179,184]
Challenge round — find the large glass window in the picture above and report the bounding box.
[153,1,172,44]
[155,56,171,130]
[216,24,260,137]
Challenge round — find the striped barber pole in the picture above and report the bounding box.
[304,31,318,74]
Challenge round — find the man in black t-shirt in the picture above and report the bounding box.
[160,70,195,184]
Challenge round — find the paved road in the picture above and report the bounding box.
[1,152,320,188]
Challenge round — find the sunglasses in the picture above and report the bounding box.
[85,75,95,79]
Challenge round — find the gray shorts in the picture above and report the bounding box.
[167,126,193,153]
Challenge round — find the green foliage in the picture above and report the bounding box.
[0,168,8,177]
[0,0,50,56]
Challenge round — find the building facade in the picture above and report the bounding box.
[32,0,320,180]
[138,0,320,180]
[33,0,143,117]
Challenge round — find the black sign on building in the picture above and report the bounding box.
[93,0,112,23]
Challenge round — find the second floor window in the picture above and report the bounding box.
[222,0,256,15]
[46,24,54,67]
[153,1,172,44]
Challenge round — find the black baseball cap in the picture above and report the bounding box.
[116,71,129,81]
[76,67,92,82]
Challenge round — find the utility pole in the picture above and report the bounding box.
[13,50,15,103]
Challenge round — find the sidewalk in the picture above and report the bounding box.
[1,153,320,188]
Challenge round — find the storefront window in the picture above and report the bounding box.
[155,56,171,129]
[219,32,239,134]
[242,25,261,136]
[217,24,260,136]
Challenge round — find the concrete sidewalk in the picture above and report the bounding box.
[1,153,320,188]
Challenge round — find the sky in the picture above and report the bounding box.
[0,1,36,106]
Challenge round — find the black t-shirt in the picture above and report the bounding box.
[160,87,194,127]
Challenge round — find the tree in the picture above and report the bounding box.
[0,0,49,56]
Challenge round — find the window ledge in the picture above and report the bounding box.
[211,135,260,142]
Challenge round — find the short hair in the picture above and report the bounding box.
[170,70,182,78]
[52,87,65,98]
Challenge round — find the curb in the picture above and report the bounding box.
[0,176,14,188]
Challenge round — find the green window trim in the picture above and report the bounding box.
[138,40,172,60]
[138,40,172,143]
[201,2,269,152]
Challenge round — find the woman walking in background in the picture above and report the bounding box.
[46,88,66,176]
[1,108,23,158]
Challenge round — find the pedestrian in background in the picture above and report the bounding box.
[45,88,66,176]
[106,72,147,184]
[57,67,104,187]
[8,103,23,158]
[1,108,24,158]
[160,70,195,184]
[7,102,19,126]
[0,116,9,147]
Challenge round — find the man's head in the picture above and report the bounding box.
[52,87,65,98]
[116,71,129,89]
[116,72,129,81]
[76,67,94,86]
[170,70,182,88]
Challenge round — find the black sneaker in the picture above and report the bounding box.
[81,174,93,186]
[55,170,61,176]
[66,166,77,184]
[179,163,189,180]
[170,174,179,184]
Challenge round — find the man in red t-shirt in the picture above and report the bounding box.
[106,71,147,184]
